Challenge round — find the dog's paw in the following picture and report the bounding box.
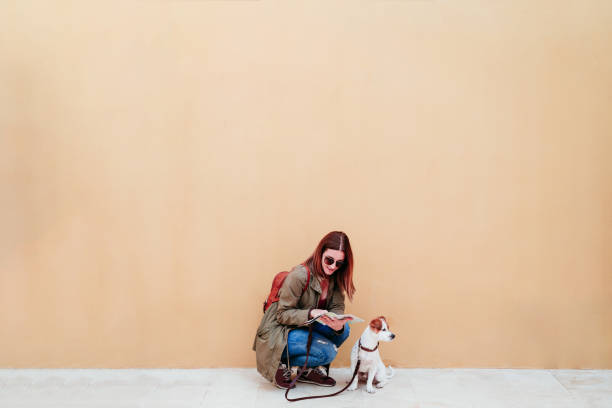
[347,384,358,391]
[375,380,387,388]
[366,385,376,394]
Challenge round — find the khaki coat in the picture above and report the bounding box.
[252,264,346,384]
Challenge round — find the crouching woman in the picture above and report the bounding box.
[253,231,356,389]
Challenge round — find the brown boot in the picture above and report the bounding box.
[274,363,296,389]
[297,365,336,387]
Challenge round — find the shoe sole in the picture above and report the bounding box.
[296,378,335,387]
[274,383,296,389]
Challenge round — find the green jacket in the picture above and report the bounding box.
[253,264,346,383]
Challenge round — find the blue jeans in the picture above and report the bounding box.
[281,322,350,367]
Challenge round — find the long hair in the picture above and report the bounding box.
[304,231,356,301]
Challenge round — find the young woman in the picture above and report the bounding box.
[253,231,356,389]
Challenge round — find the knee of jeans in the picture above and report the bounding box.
[321,347,337,366]
[314,338,338,362]
[311,348,327,364]
[300,344,326,367]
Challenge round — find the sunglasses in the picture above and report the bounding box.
[323,256,345,268]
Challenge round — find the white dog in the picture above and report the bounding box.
[347,316,395,394]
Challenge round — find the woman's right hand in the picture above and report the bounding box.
[310,309,328,319]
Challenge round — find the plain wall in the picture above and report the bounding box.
[1,0,611,368]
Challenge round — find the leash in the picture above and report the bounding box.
[284,325,362,402]
[285,361,361,402]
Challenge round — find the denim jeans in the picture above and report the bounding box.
[281,321,350,368]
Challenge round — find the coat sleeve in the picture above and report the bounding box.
[328,284,345,316]
[276,268,311,326]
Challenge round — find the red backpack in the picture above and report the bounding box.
[262,264,311,313]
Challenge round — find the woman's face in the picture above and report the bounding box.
[321,248,345,277]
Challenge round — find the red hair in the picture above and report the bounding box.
[304,231,356,301]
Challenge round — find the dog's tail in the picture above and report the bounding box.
[386,365,395,378]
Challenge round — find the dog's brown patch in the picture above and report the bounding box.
[369,318,383,332]
[369,316,390,333]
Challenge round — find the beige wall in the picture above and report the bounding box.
[1,1,611,368]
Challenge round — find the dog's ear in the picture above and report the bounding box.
[369,318,383,332]
[378,316,389,329]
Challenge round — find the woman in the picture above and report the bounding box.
[253,231,356,389]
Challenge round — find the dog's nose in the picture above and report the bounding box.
[391,334,396,340]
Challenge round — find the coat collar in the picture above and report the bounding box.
[311,272,335,294]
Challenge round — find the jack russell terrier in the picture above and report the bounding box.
[347,316,396,393]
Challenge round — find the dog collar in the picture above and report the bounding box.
[359,339,379,352]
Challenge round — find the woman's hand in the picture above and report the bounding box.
[310,309,348,331]
[309,309,328,319]
[323,316,347,331]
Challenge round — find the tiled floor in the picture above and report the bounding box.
[0,368,610,407]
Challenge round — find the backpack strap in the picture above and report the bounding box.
[263,265,312,313]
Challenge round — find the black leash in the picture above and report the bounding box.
[285,325,361,402]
